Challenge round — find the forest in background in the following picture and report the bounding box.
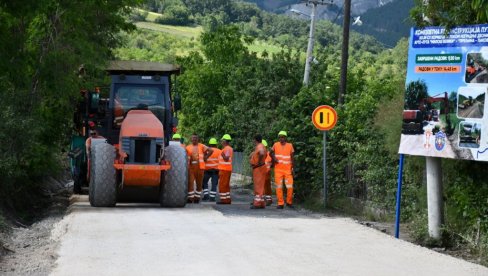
[1,0,488,265]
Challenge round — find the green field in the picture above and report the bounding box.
[131,8,300,59]
[135,22,202,39]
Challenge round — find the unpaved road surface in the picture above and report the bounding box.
[458,102,484,118]
[49,192,488,276]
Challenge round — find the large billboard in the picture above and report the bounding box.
[399,24,488,161]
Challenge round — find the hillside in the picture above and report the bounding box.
[352,0,413,47]
[244,0,412,47]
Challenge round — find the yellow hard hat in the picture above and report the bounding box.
[209,138,218,145]
[172,133,182,139]
[221,134,232,141]
[262,139,268,147]
[278,131,287,137]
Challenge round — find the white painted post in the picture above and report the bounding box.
[426,156,444,239]
[422,0,444,240]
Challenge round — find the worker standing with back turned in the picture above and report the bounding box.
[217,134,233,204]
[262,139,273,206]
[202,138,221,201]
[250,134,267,209]
[271,131,295,209]
[186,134,213,203]
[172,133,186,149]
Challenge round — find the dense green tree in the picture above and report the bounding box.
[411,0,488,27]
[0,0,141,214]
[404,80,428,110]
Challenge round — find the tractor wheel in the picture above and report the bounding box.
[160,142,188,207]
[89,143,117,207]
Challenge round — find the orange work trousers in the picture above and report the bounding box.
[275,170,293,206]
[263,169,272,205]
[252,165,267,208]
[218,170,232,204]
[188,164,203,201]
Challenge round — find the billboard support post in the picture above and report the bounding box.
[426,157,444,239]
[395,154,405,239]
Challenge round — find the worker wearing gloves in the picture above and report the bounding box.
[186,134,213,203]
[202,138,221,201]
[250,135,267,209]
[262,139,273,206]
[217,134,233,204]
[271,131,295,209]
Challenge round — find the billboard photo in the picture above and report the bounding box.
[399,24,488,161]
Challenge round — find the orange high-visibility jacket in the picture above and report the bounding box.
[205,147,222,170]
[265,152,272,171]
[186,143,208,170]
[250,143,267,167]
[272,142,294,173]
[218,145,233,171]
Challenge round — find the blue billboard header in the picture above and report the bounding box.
[412,24,488,48]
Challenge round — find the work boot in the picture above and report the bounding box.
[286,204,294,209]
[194,199,200,204]
[187,198,193,204]
[202,195,210,201]
[209,197,216,202]
[277,205,284,209]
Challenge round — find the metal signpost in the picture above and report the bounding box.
[312,105,338,207]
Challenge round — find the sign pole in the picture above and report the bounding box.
[323,130,327,208]
[311,105,337,209]
[395,154,405,238]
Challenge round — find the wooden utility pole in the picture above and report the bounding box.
[338,0,351,105]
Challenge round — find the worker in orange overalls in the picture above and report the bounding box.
[202,138,221,201]
[250,134,267,209]
[217,134,233,204]
[186,133,213,203]
[172,133,186,149]
[262,139,273,206]
[271,131,295,209]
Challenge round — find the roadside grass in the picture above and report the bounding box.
[441,113,460,133]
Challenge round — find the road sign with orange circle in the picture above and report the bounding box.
[312,105,338,131]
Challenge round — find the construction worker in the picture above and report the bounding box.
[217,134,233,204]
[186,134,213,203]
[202,138,221,201]
[172,133,186,149]
[250,135,267,209]
[271,131,295,209]
[262,139,273,206]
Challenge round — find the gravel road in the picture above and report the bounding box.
[458,102,484,118]
[50,192,488,276]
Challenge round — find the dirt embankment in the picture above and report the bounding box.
[0,178,72,276]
